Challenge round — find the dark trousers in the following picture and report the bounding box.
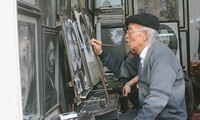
[128,84,139,109]
[119,109,139,120]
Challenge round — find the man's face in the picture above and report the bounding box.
[49,41,55,73]
[159,30,170,46]
[125,23,147,53]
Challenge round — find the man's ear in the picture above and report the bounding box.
[143,31,148,41]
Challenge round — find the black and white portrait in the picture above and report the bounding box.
[134,0,179,21]
[75,13,101,86]
[74,72,84,94]
[18,15,38,119]
[40,0,56,26]
[76,13,95,62]
[79,14,92,53]
[63,19,93,90]
[101,28,125,62]
[158,24,178,55]
[95,0,122,8]
[44,32,58,113]
[64,19,82,73]
[19,39,35,109]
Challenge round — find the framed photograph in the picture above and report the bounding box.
[57,0,67,10]
[95,0,122,8]
[18,14,41,119]
[189,1,200,62]
[43,29,59,114]
[180,30,189,75]
[189,0,200,85]
[158,21,182,64]
[40,0,56,27]
[61,18,93,94]
[133,0,185,28]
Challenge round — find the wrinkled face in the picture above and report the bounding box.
[20,40,29,62]
[48,41,55,73]
[125,23,148,53]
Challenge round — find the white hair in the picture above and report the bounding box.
[142,26,159,46]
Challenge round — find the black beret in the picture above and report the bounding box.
[125,13,159,31]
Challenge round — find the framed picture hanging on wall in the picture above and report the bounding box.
[95,0,122,8]
[158,21,182,64]
[42,29,60,114]
[18,14,41,119]
[133,0,185,28]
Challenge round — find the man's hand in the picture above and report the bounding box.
[123,84,131,96]
[90,38,103,55]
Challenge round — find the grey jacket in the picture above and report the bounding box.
[99,41,187,120]
[137,41,187,120]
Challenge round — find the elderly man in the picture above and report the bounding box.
[90,13,187,120]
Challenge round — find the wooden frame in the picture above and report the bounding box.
[43,29,60,115]
[133,0,185,28]
[159,21,182,64]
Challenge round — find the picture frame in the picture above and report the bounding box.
[178,0,185,28]
[180,30,189,75]
[40,0,56,27]
[133,0,185,28]
[95,0,122,8]
[188,0,200,85]
[42,29,60,114]
[58,30,76,112]
[18,14,41,119]
[125,0,129,16]
[75,11,102,86]
[61,18,93,95]
[158,21,182,64]
[189,0,200,62]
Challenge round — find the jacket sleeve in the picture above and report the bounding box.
[98,51,140,79]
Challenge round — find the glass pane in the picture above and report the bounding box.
[189,0,200,86]
[40,0,56,27]
[44,32,58,113]
[18,15,39,119]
